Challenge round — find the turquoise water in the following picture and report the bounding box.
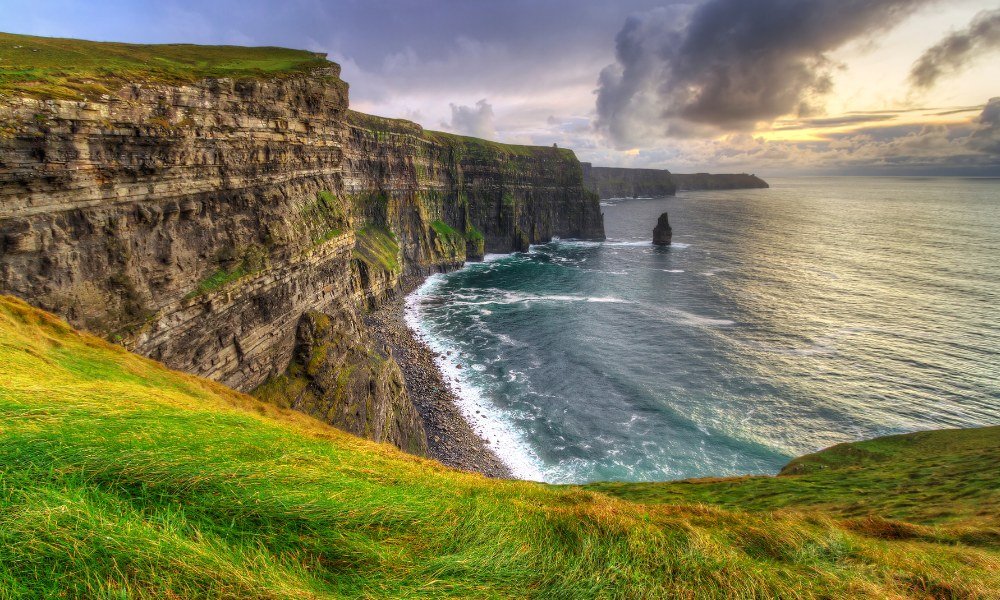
[406,177,1000,483]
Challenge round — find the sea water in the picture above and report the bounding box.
[406,177,1000,483]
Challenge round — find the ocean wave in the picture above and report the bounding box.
[664,307,736,327]
[418,290,633,308]
[404,282,547,481]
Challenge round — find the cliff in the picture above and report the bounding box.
[0,33,604,454]
[1,294,996,597]
[582,163,768,199]
[671,172,769,191]
[581,163,677,198]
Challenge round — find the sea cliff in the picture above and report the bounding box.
[0,36,603,455]
[582,162,768,198]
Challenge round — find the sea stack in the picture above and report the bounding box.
[653,212,673,246]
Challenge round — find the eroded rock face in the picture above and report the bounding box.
[653,213,672,246]
[256,310,428,455]
[581,163,676,199]
[0,65,604,453]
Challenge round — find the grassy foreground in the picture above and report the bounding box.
[0,294,997,598]
[0,32,330,100]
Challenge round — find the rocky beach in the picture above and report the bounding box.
[365,277,512,478]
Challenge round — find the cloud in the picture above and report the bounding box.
[970,97,1000,154]
[909,8,1000,89]
[445,99,496,138]
[578,99,1000,175]
[595,0,930,147]
[772,114,898,131]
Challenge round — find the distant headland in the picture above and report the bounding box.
[581,163,768,199]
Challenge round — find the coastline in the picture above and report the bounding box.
[365,276,513,478]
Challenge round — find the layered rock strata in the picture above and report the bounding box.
[0,63,604,455]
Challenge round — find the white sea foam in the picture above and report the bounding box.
[405,279,547,481]
[440,291,633,307]
[665,307,736,327]
[663,269,685,273]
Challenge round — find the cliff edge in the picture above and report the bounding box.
[0,32,604,455]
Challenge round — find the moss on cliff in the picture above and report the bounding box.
[253,310,425,454]
[184,244,269,300]
[300,190,347,247]
[0,295,997,597]
[353,226,401,273]
[0,32,335,100]
[464,225,485,259]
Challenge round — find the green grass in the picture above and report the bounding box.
[0,298,998,598]
[184,265,248,299]
[465,225,485,256]
[353,226,401,273]
[585,428,1000,531]
[0,32,333,100]
[430,219,460,239]
[345,109,576,161]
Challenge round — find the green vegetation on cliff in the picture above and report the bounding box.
[587,427,999,537]
[0,295,997,598]
[345,109,577,162]
[353,226,401,273]
[0,32,332,100]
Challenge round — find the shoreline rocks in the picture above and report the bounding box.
[364,276,513,478]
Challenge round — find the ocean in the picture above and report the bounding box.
[405,177,1000,483]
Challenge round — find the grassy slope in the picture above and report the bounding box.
[0,32,331,100]
[587,428,1000,530]
[0,295,998,598]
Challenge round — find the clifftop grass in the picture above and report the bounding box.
[0,294,998,598]
[346,109,578,161]
[0,32,333,100]
[587,427,1000,532]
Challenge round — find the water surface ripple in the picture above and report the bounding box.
[407,177,1000,483]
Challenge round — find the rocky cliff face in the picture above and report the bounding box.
[581,163,677,199]
[582,163,769,199]
[0,64,603,454]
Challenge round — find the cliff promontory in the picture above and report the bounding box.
[581,163,677,198]
[671,172,769,191]
[0,33,604,455]
[582,162,768,199]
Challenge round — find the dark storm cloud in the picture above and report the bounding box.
[909,8,1000,89]
[596,0,931,146]
[0,0,668,96]
[970,97,1000,153]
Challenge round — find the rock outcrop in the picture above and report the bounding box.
[0,60,604,454]
[653,213,672,246]
[255,310,427,455]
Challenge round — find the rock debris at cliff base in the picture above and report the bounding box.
[364,278,512,478]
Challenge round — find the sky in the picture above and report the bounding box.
[3,0,999,175]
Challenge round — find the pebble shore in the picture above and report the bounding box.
[364,277,513,478]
